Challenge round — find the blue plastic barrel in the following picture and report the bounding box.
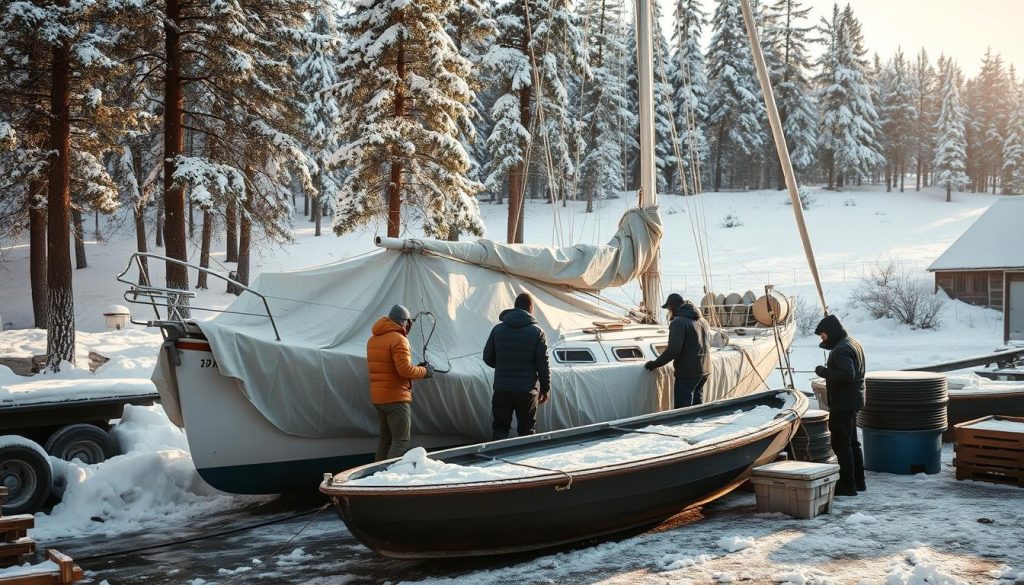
[861,427,944,475]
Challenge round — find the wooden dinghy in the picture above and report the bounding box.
[319,389,807,558]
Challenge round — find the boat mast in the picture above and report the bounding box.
[636,0,662,323]
[738,0,829,315]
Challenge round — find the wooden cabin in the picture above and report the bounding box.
[927,198,1024,344]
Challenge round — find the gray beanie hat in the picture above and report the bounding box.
[388,304,412,324]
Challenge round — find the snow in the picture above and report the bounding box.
[927,198,1024,270]
[0,561,60,579]
[964,418,1024,433]
[1,184,1022,582]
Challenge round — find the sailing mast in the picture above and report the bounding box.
[636,0,662,323]
[738,0,829,315]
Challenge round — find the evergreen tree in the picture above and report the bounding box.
[762,0,817,182]
[972,49,1012,193]
[333,0,484,240]
[706,0,765,191]
[933,56,969,202]
[579,0,634,211]
[911,48,937,190]
[1002,83,1024,195]
[882,49,917,192]
[670,0,709,194]
[815,3,884,188]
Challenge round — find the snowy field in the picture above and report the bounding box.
[1,184,1023,583]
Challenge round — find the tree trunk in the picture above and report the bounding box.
[946,183,952,202]
[29,185,48,329]
[71,208,87,269]
[313,169,322,236]
[133,146,150,285]
[197,210,212,289]
[386,32,406,238]
[915,157,922,191]
[507,84,531,244]
[93,209,100,240]
[163,0,188,292]
[155,192,164,247]
[46,36,75,372]
[225,197,238,262]
[899,159,905,192]
[237,211,251,286]
[304,190,310,217]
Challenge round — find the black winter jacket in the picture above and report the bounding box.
[816,315,866,412]
[649,302,711,378]
[483,309,551,394]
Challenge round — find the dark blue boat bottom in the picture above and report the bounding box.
[337,432,787,557]
[198,453,374,494]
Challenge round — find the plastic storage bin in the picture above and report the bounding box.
[862,427,943,474]
[750,461,841,519]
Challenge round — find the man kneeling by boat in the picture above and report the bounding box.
[483,293,552,440]
[367,304,433,461]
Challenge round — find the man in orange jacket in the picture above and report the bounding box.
[367,304,434,461]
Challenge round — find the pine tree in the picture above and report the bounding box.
[579,0,634,210]
[762,0,817,182]
[815,3,884,188]
[706,0,765,191]
[882,49,917,192]
[972,49,1012,193]
[333,0,484,240]
[1002,83,1024,195]
[911,48,937,190]
[670,0,709,194]
[933,56,969,202]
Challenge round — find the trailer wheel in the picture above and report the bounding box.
[0,441,53,515]
[44,424,120,464]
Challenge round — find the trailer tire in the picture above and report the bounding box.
[44,424,120,464]
[0,441,53,515]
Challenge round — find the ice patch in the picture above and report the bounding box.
[717,535,755,552]
[661,553,713,571]
[846,512,877,524]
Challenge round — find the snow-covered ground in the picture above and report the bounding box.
[1,184,1022,583]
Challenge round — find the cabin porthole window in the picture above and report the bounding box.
[613,347,645,361]
[554,349,596,363]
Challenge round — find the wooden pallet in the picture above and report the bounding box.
[954,415,1024,451]
[954,461,1024,487]
[0,516,33,544]
[0,538,37,568]
[0,549,84,585]
[954,444,1024,468]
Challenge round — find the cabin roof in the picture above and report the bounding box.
[928,198,1024,272]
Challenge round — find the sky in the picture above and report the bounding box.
[667,0,1024,77]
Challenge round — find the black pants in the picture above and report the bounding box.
[828,410,866,491]
[674,375,708,408]
[491,391,538,440]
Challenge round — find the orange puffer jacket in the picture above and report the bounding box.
[367,316,428,404]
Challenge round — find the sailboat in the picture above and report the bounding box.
[126,0,808,496]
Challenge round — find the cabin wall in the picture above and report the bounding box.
[934,270,1008,311]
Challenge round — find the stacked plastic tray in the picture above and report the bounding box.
[858,371,948,431]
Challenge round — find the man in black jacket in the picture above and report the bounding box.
[483,293,551,440]
[644,293,711,408]
[814,314,866,497]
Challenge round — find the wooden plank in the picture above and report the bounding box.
[0,530,27,543]
[0,516,35,533]
[954,415,1024,451]
[0,538,35,559]
[45,550,76,584]
[955,466,1024,487]
[954,445,1024,468]
[0,566,84,585]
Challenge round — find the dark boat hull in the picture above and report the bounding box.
[322,390,804,558]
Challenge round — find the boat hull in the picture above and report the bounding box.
[322,390,805,558]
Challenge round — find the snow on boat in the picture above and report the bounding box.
[319,388,807,558]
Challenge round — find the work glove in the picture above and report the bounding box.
[814,365,828,378]
[644,361,657,371]
[423,364,435,378]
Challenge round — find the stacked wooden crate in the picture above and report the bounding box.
[953,415,1024,487]
[0,487,84,584]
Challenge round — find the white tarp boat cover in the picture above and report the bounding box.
[153,205,781,440]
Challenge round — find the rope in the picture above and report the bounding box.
[473,453,573,491]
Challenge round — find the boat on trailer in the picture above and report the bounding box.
[320,389,806,558]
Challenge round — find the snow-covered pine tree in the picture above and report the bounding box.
[762,0,817,182]
[814,4,884,189]
[933,56,969,203]
[972,49,1012,193]
[1002,83,1024,195]
[882,49,917,192]
[333,0,484,240]
[579,0,634,211]
[296,0,343,238]
[911,48,937,190]
[670,0,709,195]
[706,0,765,191]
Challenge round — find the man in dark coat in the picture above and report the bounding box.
[483,293,551,440]
[644,293,711,408]
[814,314,866,496]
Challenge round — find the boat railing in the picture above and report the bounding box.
[115,252,281,341]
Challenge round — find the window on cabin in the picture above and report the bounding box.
[613,347,645,361]
[554,349,596,363]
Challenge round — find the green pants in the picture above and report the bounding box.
[374,402,411,461]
